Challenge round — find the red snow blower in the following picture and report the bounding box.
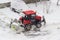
[19,10,46,31]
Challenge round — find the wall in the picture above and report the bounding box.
[0,2,11,8]
[23,0,49,4]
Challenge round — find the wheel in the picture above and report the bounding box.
[36,20,42,28]
[36,23,42,28]
[33,23,41,31]
[24,24,31,31]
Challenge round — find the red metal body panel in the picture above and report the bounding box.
[23,10,36,15]
[19,16,42,25]
[35,16,41,20]
[19,17,31,25]
[23,20,31,25]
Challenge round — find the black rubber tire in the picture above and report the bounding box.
[36,23,42,28]
[24,24,31,31]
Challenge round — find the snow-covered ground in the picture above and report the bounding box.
[11,0,29,11]
[0,0,12,3]
[0,0,60,40]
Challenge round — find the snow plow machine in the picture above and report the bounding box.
[10,10,46,33]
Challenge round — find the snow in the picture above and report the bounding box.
[50,0,57,4]
[11,0,29,11]
[0,0,11,3]
[0,0,60,40]
[27,2,60,24]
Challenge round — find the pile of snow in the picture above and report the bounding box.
[0,0,11,3]
[0,8,20,28]
[11,0,29,11]
[50,0,57,4]
[27,2,60,24]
